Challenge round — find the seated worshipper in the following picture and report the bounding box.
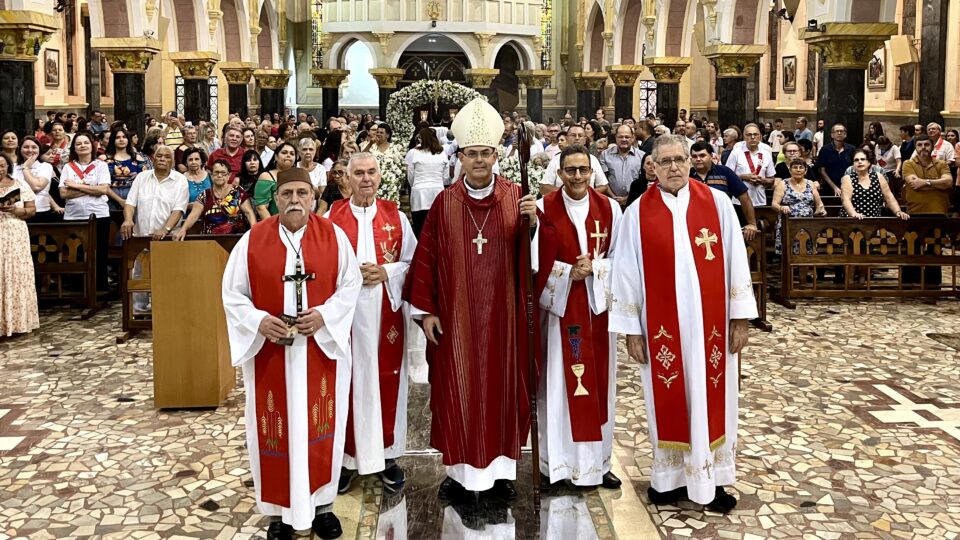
[609,134,757,514]
[403,97,541,504]
[175,159,258,239]
[540,125,611,196]
[120,145,189,313]
[0,152,40,336]
[771,159,827,255]
[255,142,298,220]
[534,144,623,490]
[324,153,417,495]
[222,166,362,540]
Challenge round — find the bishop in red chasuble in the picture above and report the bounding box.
[404,98,541,500]
[222,168,361,539]
[535,145,623,489]
[609,135,757,514]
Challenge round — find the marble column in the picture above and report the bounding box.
[703,45,766,131]
[919,4,946,126]
[369,68,405,121]
[92,37,162,142]
[516,70,554,123]
[606,65,645,121]
[571,72,610,120]
[171,52,220,123]
[254,69,292,120]
[465,69,500,101]
[644,57,691,128]
[219,62,256,119]
[310,69,349,122]
[800,23,898,145]
[0,11,58,137]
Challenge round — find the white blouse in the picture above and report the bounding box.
[60,160,111,220]
[13,161,55,212]
[408,150,450,212]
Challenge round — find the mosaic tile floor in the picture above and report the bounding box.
[0,299,958,539]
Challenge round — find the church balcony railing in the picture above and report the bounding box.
[322,0,541,36]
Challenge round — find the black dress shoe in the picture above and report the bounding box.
[492,479,517,501]
[438,476,466,502]
[378,460,405,493]
[337,468,356,494]
[312,512,343,539]
[647,485,687,505]
[601,471,622,489]
[266,520,293,540]
[706,486,737,514]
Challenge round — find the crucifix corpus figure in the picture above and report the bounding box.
[222,167,362,540]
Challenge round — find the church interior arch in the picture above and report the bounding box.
[492,41,523,112]
[397,34,471,86]
[585,1,606,71]
[339,39,378,108]
[221,0,244,61]
[619,0,644,64]
[172,0,200,51]
[258,2,275,68]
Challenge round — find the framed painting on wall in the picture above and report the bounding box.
[44,49,59,87]
[782,56,796,93]
[868,50,886,89]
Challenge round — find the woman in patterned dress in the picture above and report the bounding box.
[102,127,147,210]
[771,159,827,255]
[174,160,257,240]
[0,153,40,336]
[840,148,908,221]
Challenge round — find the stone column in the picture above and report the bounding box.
[170,52,220,123]
[516,70,554,123]
[571,72,609,120]
[465,69,500,101]
[703,45,767,132]
[919,1,948,126]
[644,57,691,128]
[254,69,291,120]
[310,69,349,122]
[800,23,899,144]
[219,62,255,119]
[92,37,162,142]
[369,68,405,121]
[606,65,645,121]
[0,11,58,137]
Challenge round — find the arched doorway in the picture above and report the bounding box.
[491,43,522,112]
[339,40,378,109]
[397,34,471,125]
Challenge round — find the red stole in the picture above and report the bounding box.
[327,199,405,456]
[639,180,727,451]
[542,189,612,442]
[247,214,339,507]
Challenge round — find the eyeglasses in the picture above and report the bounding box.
[562,167,592,177]
[656,156,687,169]
[852,157,868,162]
[463,149,495,160]
[212,170,231,176]
[331,170,345,176]
[745,133,761,138]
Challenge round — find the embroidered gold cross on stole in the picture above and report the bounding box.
[695,228,718,261]
[590,220,608,259]
[381,223,396,240]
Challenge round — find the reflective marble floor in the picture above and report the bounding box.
[1,299,960,539]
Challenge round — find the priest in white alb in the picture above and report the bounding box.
[222,167,362,540]
[324,152,417,494]
[608,135,757,513]
[535,144,623,489]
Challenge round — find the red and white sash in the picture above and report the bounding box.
[247,214,340,507]
[69,161,97,183]
[543,189,613,442]
[744,150,762,176]
[327,199,405,455]
[639,180,727,451]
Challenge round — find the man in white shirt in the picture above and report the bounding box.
[540,125,611,196]
[725,124,776,206]
[120,145,189,239]
[544,123,562,159]
[927,123,956,165]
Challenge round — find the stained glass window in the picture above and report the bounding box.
[311,0,323,86]
[540,0,552,70]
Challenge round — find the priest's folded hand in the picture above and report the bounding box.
[360,262,388,286]
[296,309,325,336]
[571,254,593,281]
[729,319,749,354]
[258,315,290,343]
[626,334,649,364]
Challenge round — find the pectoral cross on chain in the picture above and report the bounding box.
[282,259,316,313]
[590,220,608,258]
[472,232,488,255]
[695,228,718,261]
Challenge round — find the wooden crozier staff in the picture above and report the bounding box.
[516,122,541,513]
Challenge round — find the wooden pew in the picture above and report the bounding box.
[779,216,960,300]
[28,217,102,318]
[118,235,242,342]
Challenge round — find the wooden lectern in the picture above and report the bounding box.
[151,240,235,408]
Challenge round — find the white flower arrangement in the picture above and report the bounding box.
[498,145,542,198]
[386,80,487,146]
[374,144,405,203]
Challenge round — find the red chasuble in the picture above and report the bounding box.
[403,177,541,469]
[327,199,405,455]
[639,180,727,451]
[247,214,340,507]
[538,188,613,442]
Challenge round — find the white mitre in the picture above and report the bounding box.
[450,98,504,149]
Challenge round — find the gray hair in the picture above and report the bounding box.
[347,151,380,173]
[650,134,690,162]
[298,137,317,151]
[722,128,739,139]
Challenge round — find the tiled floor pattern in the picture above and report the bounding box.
[1,299,959,539]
